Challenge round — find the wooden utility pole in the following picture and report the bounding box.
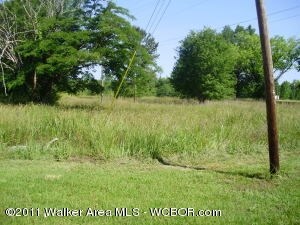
[255,0,279,174]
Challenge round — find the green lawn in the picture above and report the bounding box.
[0,96,299,224]
[0,157,299,225]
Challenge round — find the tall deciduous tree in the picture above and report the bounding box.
[171,28,237,102]
[0,0,160,103]
[121,28,160,98]
[222,25,299,98]
[271,36,300,82]
[291,80,300,100]
[156,77,177,97]
[233,30,265,98]
[99,10,160,98]
[279,81,292,99]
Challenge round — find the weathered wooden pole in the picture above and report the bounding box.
[255,0,280,174]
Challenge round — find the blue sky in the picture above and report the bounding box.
[113,0,300,83]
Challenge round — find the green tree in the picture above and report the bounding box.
[234,30,264,98]
[271,36,300,82]
[290,80,300,100]
[89,3,160,98]
[83,73,104,95]
[0,0,100,103]
[279,81,292,99]
[156,77,177,97]
[17,16,95,103]
[222,26,265,98]
[222,25,299,99]
[119,28,160,98]
[0,0,160,103]
[171,28,237,102]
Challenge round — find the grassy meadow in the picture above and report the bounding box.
[0,95,299,224]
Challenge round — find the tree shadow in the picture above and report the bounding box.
[211,169,267,180]
[155,155,268,180]
[56,104,106,111]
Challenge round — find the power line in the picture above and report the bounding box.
[268,5,300,16]
[142,0,172,35]
[269,14,300,23]
[222,5,300,29]
[112,0,172,99]
[145,0,161,33]
[151,0,172,35]
[159,5,300,45]
[147,0,167,34]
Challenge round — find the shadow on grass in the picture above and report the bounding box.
[155,155,268,180]
[212,170,267,180]
[57,104,106,111]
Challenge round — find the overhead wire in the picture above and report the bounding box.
[219,5,300,30]
[269,14,300,24]
[268,5,300,17]
[159,4,300,46]
[151,0,172,35]
[113,51,137,99]
[111,0,172,102]
[144,0,161,32]
[147,0,167,35]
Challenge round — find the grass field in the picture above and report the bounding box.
[0,95,299,224]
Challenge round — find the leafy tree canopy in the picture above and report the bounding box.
[155,77,177,97]
[172,25,299,100]
[221,25,300,98]
[271,36,300,82]
[171,28,237,102]
[0,0,160,103]
[278,80,300,100]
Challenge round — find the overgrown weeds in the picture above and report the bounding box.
[0,96,299,163]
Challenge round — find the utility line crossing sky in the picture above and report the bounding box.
[114,0,300,83]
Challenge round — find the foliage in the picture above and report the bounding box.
[171,28,237,102]
[231,29,265,98]
[171,25,299,101]
[280,81,293,99]
[279,80,300,100]
[155,77,177,97]
[221,25,300,99]
[0,96,299,225]
[1,95,299,159]
[291,80,300,100]
[0,0,160,104]
[89,4,160,98]
[271,36,300,81]
[17,16,94,103]
[83,73,104,95]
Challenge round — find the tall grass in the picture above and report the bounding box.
[0,95,299,162]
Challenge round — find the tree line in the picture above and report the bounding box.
[0,0,299,104]
[171,25,300,102]
[277,80,300,100]
[0,0,160,104]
